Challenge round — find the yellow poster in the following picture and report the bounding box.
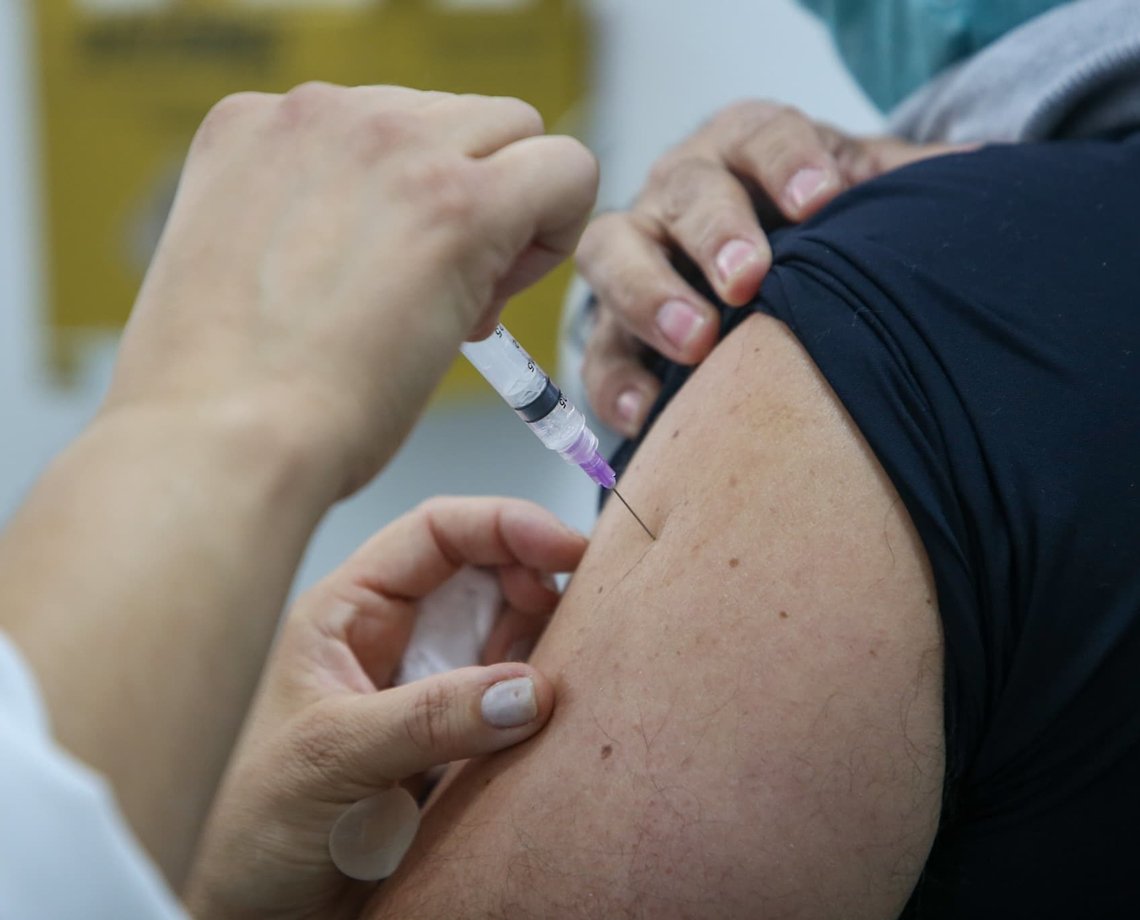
[32,0,589,396]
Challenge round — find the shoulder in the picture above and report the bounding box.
[371,311,946,919]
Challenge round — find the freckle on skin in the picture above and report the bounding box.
[728,558,740,568]
[596,585,604,594]
[672,429,680,440]
[779,610,789,619]
[600,744,613,760]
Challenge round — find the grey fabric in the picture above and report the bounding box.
[890,0,1140,143]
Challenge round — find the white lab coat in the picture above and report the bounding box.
[0,631,186,920]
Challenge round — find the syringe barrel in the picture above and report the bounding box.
[461,323,617,489]
[529,398,586,453]
[459,325,548,409]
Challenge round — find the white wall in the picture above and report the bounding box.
[0,0,880,593]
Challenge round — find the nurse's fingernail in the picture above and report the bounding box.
[481,677,537,728]
[616,389,645,426]
[785,166,830,213]
[715,239,760,284]
[656,299,706,351]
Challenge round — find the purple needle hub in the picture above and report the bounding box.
[565,429,617,489]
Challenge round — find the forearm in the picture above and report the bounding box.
[0,401,337,886]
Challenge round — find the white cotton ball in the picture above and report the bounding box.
[396,565,501,685]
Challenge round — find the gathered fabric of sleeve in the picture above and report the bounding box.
[0,630,187,920]
[611,136,1140,917]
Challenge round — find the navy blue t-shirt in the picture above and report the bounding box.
[609,138,1140,917]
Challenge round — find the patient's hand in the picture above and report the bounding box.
[575,99,966,436]
[184,497,585,919]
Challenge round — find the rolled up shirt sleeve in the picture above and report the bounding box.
[0,631,186,920]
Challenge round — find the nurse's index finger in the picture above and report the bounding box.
[429,93,546,157]
[479,134,600,262]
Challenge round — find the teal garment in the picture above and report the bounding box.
[799,0,1072,110]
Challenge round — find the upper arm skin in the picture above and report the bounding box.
[370,313,945,919]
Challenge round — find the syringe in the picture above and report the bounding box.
[461,324,655,540]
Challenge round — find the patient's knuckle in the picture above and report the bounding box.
[578,213,671,331]
[654,158,710,225]
[646,150,687,196]
[599,271,648,329]
[691,217,736,263]
[575,212,622,270]
[674,190,745,254]
[763,107,821,160]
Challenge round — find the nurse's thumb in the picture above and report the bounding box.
[319,665,551,882]
[331,663,555,787]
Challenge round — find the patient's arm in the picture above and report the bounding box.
[369,312,945,919]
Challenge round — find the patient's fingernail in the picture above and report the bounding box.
[616,389,644,426]
[715,239,760,284]
[481,677,537,728]
[656,299,706,351]
[785,166,830,212]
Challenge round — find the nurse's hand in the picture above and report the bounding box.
[576,99,966,436]
[107,84,598,497]
[185,497,586,919]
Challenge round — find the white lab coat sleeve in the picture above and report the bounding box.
[0,630,188,920]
